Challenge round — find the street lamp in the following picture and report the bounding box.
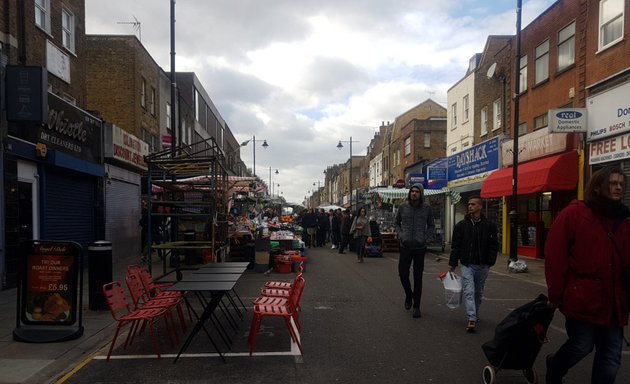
[509,0,523,263]
[240,136,268,177]
[337,137,359,209]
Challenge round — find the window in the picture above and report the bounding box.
[166,103,171,132]
[534,114,548,130]
[61,8,75,52]
[150,87,156,115]
[519,55,528,93]
[518,123,527,136]
[463,95,469,122]
[600,0,624,49]
[424,133,431,148]
[481,107,488,135]
[493,99,501,131]
[140,78,146,108]
[451,103,457,127]
[142,128,157,152]
[194,89,200,121]
[450,147,457,154]
[35,0,51,33]
[404,137,411,156]
[535,40,549,84]
[558,22,575,71]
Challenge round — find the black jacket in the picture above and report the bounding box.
[449,214,499,268]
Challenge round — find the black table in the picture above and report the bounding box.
[193,266,247,274]
[167,280,238,362]
[203,262,250,267]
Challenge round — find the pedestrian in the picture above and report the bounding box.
[544,165,630,384]
[338,209,352,254]
[448,195,498,332]
[331,209,341,249]
[317,209,329,247]
[302,208,318,248]
[350,207,371,263]
[395,184,435,318]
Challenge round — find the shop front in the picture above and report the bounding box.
[586,80,630,206]
[3,93,104,289]
[447,137,503,248]
[481,128,579,259]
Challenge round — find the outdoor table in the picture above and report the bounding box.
[203,262,250,267]
[180,272,245,321]
[167,280,238,363]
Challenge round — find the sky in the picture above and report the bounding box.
[85,0,556,205]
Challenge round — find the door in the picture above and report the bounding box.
[17,161,39,240]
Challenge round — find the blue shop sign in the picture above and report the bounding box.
[425,157,448,189]
[408,173,425,185]
[447,137,500,181]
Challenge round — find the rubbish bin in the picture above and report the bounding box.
[88,240,113,310]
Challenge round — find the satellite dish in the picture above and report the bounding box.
[486,63,497,79]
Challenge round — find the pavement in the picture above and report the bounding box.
[0,248,547,384]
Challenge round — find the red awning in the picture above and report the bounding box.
[480,151,578,198]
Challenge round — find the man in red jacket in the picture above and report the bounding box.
[544,165,630,384]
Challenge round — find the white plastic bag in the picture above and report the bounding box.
[442,272,462,309]
[508,259,528,273]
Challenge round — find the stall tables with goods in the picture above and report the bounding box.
[380,232,399,253]
[269,230,307,273]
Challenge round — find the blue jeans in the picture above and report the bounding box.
[548,318,623,383]
[460,264,489,322]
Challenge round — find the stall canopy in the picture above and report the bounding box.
[480,151,578,198]
[375,187,460,204]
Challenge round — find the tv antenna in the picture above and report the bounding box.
[425,89,436,98]
[117,15,142,42]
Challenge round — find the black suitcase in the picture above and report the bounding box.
[481,293,555,383]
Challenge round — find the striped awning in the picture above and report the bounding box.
[375,187,459,204]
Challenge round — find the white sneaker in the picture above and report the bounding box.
[331,245,336,249]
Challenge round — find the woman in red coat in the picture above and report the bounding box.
[544,165,630,384]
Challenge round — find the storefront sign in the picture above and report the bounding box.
[46,41,71,83]
[588,132,630,164]
[447,137,500,181]
[105,124,149,170]
[8,93,102,163]
[549,108,587,133]
[426,157,448,189]
[408,173,425,185]
[6,65,48,124]
[586,82,630,142]
[502,127,568,166]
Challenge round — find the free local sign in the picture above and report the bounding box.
[588,132,630,164]
[586,82,630,142]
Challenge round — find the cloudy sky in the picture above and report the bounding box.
[85,0,555,205]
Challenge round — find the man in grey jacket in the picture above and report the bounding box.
[395,184,435,318]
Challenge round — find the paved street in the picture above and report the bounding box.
[2,246,630,384]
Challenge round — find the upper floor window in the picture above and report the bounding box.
[424,133,431,148]
[600,0,624,50]
[463,95,470,122]
[35,0,51,33]
[451,103,458,128]
[534,113,548,130]
[140,78,147,108]
[492,99,501,131]
[518,123,527,136]
[150,87,156,115]
[535,40,549,84]
[558,22,575,71]
[166,103,171,132]
[404,137,411,156]
[519,55,528,93]
[62,8,75,52]
[481,107,488,135]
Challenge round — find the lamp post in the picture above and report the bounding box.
[240,136,268,177]
[337,137,358,210]
[268,167,278,196]
[509,0,523,263]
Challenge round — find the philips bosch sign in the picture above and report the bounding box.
[548,108,586,133]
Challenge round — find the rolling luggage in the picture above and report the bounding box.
[481,294,555,384]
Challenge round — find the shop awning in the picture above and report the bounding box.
[480,151,578,198]
[375,187,458,204]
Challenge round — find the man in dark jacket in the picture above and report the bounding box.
[448,195,498,332]
[331,209,341,249]
[338,209,352,254]
[395,184,435,318]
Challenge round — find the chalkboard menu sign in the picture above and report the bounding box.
[14,240,84,343]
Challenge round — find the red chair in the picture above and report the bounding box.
[248,276,306,355]
[264,262,304,290]
[102,281,176,360]
[128,264,182,300]
[125,272,187,334]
